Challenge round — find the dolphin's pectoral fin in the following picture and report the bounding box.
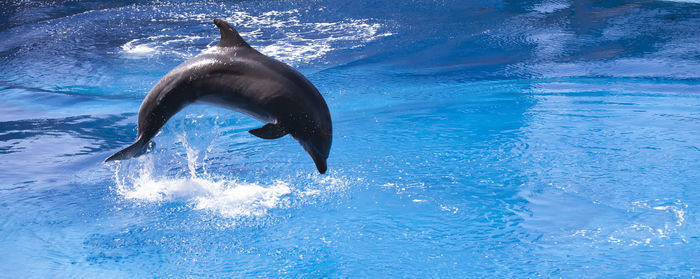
[104,140,155,162]
[249,123,288,139]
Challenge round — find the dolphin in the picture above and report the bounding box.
[105,19,332,174]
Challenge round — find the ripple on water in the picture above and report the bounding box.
[120,9,392,66]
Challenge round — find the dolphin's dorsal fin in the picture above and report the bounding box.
[213,18,250,48]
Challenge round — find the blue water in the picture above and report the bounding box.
[1,0,699,277]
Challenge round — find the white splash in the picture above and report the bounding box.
[532,1,569,13]
[119,9,391,65]
[565,199,690,247]
[121,40,156,54]
[193,182,291,217]
[112,154,292,218]
[110,114,352,220]
[120,35,207,58]
[220,9,390,65]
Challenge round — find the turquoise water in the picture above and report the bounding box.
[1,0,699,277]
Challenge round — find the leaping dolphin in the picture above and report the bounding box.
[106,19,332,174]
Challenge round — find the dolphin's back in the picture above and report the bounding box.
[182,48,327,121]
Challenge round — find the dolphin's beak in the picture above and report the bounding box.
[311,152,327,174]
[301,142,328,174]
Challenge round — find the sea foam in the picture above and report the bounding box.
[120,9,391,65]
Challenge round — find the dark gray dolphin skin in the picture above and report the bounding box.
[105,19,332,174]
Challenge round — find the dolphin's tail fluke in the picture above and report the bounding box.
[104,139,154,162]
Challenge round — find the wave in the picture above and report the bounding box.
[570,199,689,247]
[120,34,209,58]
[120,9,391,66]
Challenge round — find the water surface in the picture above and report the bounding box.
[1,0,699,277]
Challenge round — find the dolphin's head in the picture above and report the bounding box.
[294,116,332,174]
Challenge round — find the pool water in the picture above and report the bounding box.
[1,0,699,277]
